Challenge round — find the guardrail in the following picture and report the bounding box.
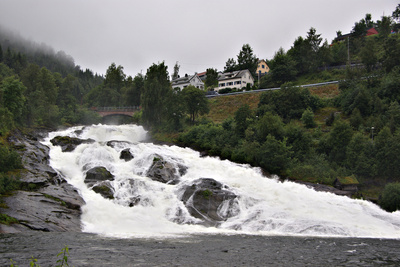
[206,80,339,98]
[91,106,140,111]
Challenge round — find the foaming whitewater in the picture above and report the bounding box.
[43,124,400,238]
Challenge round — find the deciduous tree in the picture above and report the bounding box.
[181,85,209,123]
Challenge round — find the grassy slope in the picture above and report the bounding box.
[205,84,339,124]
[206,92,263,123]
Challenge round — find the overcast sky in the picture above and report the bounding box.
[0,0,398,77]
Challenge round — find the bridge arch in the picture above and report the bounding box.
[91,107,140,117]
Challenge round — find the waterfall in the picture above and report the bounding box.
[43,124,400,238]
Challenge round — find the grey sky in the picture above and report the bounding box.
[0,0,398,77]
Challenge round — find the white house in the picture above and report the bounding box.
[217,70,254,91]
[171,74,204,90]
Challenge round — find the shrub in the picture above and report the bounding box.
[301,108,316,128]
[0,145,22,172]
[380,183,400,212]
[0,173,21,195]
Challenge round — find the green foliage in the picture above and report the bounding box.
[258,83,320,121]
[181,85,209,124]
[267,48,297,86]
[301,108,316,128]
[325,120,353,164]
[205,68,218,88]
[224,58,237,73]
[234,104,253,137]
[255,135,292,174]
[380,183,400,212]
[8,245,71,267]
[141,62,171,126]
[0,173,21,195]
[56,246,70,267]
[0,76,26,122]
[287,154,337,184]
[0,213,19,225]
[0,145,22,173]
[237,44,258,77]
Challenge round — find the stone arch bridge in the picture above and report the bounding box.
[91,106,140,117]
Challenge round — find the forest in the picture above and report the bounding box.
[1,4,400,212]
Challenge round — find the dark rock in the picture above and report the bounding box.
[106,140,132,148]
[2,129,85,233]
[128,196,141,207]
[50,135,95,152]
[147,155,187,184]
[293,181,353,197]
[85,167,114,187]
[180,178,238,226]
[0,190,82,233]
[120,148,134,161]
[92,181,114,199]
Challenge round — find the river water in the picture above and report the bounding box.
[1,124,400,266]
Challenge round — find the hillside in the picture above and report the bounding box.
[204,83,339,123]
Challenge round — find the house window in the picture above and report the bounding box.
[262,65,265,69]
[219,83,225,87]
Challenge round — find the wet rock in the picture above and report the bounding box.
[106,140,132,148]
[85,167,114,187]
[146,155,187,184]
[0,190,82,233]
[50,136,95,152]
[120,148,134,161]
[180,178,238,226]
[1,129,85,233]
[92,181,114,199]
[128,196,141,207]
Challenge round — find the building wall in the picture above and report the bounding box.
[217,71,254,91]
[257,60,270,75]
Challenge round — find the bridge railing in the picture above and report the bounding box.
[91,106,140,112]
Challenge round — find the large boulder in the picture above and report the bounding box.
[146,155,187,184]
[50,136,95,152]
[1,129,85,233]
[120,148,134,161]
[84,166,114,187]
[180,178,238,226]
[92,181,114,199]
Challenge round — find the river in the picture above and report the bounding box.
[1,124,400,266]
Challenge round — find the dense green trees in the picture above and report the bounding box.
[205,68,218,89]
[141,62,172,126]
[224,44,258,76]
[380,183,400,212]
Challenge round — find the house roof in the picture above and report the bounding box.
[218,70,253,81]
[171,74,203,86]
[366,27,379,36]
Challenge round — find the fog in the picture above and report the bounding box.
[0,0,397,76]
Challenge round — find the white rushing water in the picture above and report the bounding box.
[43,124,400,238]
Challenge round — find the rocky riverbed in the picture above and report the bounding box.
[1,128,354,234]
